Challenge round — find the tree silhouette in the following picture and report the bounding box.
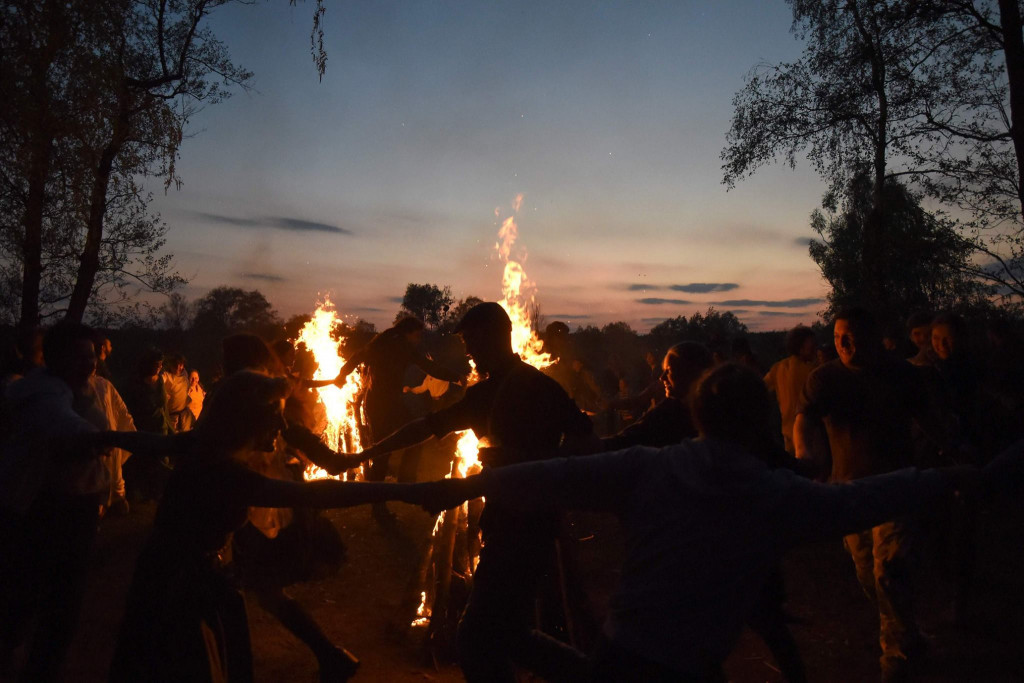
[0,0,251,326]
[809,172,993,323]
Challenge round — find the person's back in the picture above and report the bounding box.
[606,440,787,671]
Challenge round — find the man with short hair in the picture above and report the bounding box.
[794,307,942,682]
[351,302,595,682]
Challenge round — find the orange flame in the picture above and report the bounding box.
[297,297,366,481]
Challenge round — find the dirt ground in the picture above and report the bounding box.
[53,479,1024,683]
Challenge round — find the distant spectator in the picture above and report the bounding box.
[121,349,169,502]
[94,335,113,381]
[187,370,205,423]
[162,354,189,432]
[906,311,935,367]
[732,336,762,374]
[764,326,818,454]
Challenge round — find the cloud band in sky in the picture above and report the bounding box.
[195,211,352,235]
[712,298,823,308]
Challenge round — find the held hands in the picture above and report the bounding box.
[412,477,480,515]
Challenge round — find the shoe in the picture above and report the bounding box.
[110,496,130,516]
[319,646,359,682]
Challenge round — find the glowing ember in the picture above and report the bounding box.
[296,298,366,481]
[411,591,430,628]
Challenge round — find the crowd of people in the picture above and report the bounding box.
[0,302,1021,683]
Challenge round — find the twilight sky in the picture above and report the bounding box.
[150,0,831,332]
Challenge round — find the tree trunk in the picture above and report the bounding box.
[64,92,130,322]
[20,135,49,328]
[18,1,64,328]
[846,0,889,312]
[997,0,1024,223]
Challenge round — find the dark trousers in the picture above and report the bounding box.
[589,636,724,683]
[0,494,98,682]
[456,531,588,683]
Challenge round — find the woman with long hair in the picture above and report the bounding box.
[105,371,430,683]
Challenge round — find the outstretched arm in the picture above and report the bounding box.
[412,353,463,384]
[334,349,366,385]
[775,466,965,547]
[282,424,363,474]
[243,469,480,511]
[356,418,436,462]
[463,448,650,513]
[81,430,194,457]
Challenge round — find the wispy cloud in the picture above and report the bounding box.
[758,311,803,316]
[388,296,405,304]
[627,283,662,291]
[241,272,286,282]
[547,313,593,320]
[195,212,353,235]
[794,236,815,247]
[713,298,823,308]
[637,297,692,305]
[669,283,739,294]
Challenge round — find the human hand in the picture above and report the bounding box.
[415,478,477,515]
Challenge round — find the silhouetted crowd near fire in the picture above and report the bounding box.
[0,302,1023,683]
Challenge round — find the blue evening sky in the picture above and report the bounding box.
[151,0,829,331]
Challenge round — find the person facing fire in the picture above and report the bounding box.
[335,316,464,521]
[794,307,957,682]
[101,371,443,683]
[346,301,596,682]
[602,341,712,451]
[603,342,807,682]
[412,362,984,682]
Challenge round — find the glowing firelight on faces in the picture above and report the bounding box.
[412,194,551,628]
[296,298,366,481]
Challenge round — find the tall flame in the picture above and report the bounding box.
[496,193,551,369]
[412,194,549,628]
[296,297,366,481]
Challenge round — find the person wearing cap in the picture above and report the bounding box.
[348,301,596,682]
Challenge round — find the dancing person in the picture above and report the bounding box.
[87,369,136,516]
[335,316,463,521]
[764,325,818,455]
[794,307,956,682]
[602,342,712,451]
[218,334,359,681]
[605,343,807,682]
[106,371,439,683]
[346,302,596,682]
[415,363,982,682]
[0,322,112,682]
